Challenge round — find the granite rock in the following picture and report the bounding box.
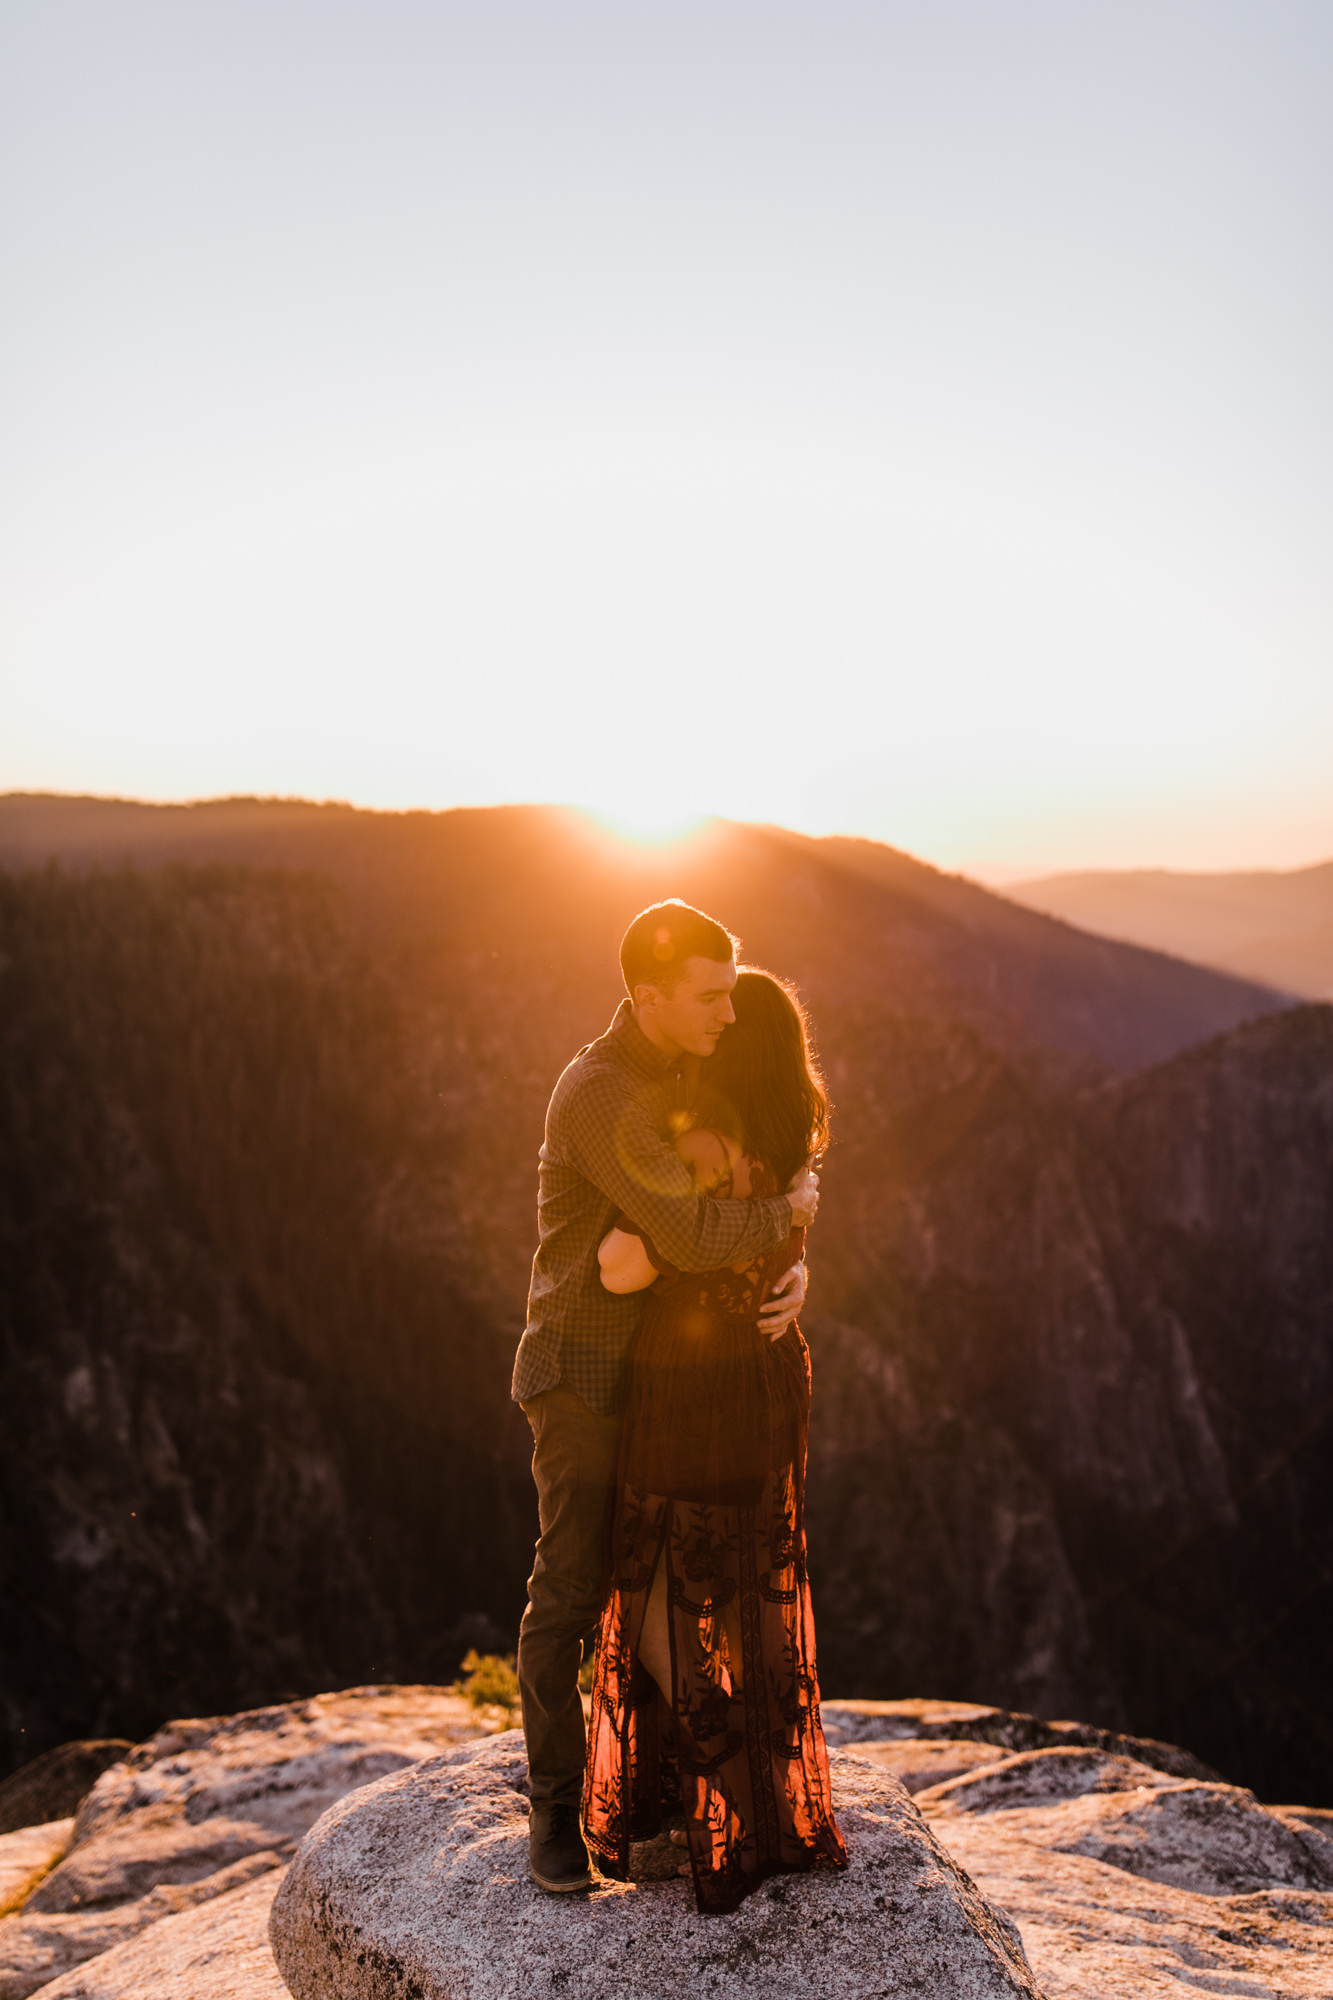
[35,1871,289,2000]
[839,1739,1011,1795]
[5,1691,1331,2000]
[269,1729,1043,2000]
[0,1688,489,2000]
[935,1810,1333,1999]
[912,1745,1333,1899]
[903,1741,1333,1996]
[0,1830,72,1924]
[822,1701,1219,1781]
[917,1747,1180,1815]
[0,1854,282,2000]
[973,1783,1333,1898]
[0,1755,131,1841]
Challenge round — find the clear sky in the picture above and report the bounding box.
[2,1,1330,872]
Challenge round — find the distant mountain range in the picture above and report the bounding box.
[0,794,1288,1076]
[1007,863,1333,1001]
[1,794,1328,1808]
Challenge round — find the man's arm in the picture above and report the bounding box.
[561,1071,795,1272]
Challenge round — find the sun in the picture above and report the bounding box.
[576,805,713,848]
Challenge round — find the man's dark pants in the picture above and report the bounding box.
[517,1382,621,1807]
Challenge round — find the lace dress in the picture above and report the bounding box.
[582,1148,847,1915]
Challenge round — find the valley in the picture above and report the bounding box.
[0,798,1328,1806]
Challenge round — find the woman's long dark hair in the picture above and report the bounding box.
[697,969,830,1188]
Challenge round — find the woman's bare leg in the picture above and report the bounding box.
[720,1592,745,1691]
[636,1553,694,1871]
[641,1562,743,1697]
[637,1550,674,1703]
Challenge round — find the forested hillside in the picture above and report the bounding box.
[1,800,1328,1806]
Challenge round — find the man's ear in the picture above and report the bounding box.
[633,981,664,1011]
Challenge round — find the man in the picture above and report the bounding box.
[513,899,819,1893]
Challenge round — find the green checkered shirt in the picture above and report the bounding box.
[513,999,793,1415]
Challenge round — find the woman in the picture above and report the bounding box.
[582,969,847,1915]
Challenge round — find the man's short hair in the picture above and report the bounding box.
[619,900,740,996]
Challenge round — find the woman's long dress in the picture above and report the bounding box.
[582,1153,847,1915]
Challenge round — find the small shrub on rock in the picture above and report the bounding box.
[456,1651,519,1714]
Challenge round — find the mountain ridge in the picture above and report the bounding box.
[1008,859,1333,999]
[0,793,1289,1077]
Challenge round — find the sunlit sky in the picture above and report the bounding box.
[2,1,1330,873]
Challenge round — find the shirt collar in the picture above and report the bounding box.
[607,997,681,1081]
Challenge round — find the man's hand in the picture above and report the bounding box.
[786,1165,820,1228]
[758,1261,808,1341]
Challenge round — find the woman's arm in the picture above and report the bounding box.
[599,1125,737,1294]
[598,1227,659,1294]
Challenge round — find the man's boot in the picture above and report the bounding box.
[528,1801,594,1893]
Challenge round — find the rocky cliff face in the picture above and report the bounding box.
[804,1007,1333,1799]
[0,867,530,1761]
[0,803,1328,1803]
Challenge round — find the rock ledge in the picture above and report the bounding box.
[269,1729,1042,2000]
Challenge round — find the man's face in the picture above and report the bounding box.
[635,955,737,1058]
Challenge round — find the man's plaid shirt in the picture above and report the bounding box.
[513,1000,793,1415]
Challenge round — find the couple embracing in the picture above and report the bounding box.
[512,899,847,1917]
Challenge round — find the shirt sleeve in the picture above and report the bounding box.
[562,1069,791,1272]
